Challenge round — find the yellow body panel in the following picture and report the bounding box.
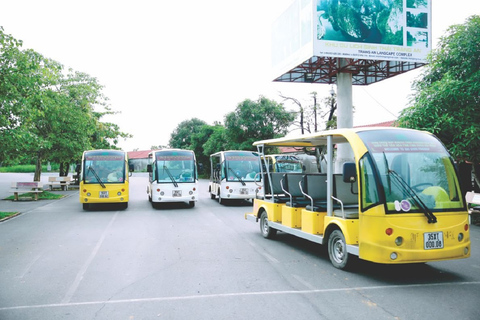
[359,209,470,264]
[282,206,302,228]
[301,209,327,234]
[252,199,284,222]
[324,215,359,245]
[79,182,129,204]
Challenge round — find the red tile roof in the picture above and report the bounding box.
[355,120,396,128]
[127,150,152,159]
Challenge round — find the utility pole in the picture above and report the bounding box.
[312,92,317,132]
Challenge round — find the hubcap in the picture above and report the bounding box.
[333,238,345,263]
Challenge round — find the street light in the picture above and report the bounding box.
[328,86,336,126]
[329,87,335,97]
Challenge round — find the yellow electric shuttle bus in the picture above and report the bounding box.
[79,149,132,210]
[245,127,470,269]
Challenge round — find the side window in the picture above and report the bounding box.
[149,162,154,182]
[359,154,381,210]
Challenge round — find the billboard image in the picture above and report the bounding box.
[314,0,431,62]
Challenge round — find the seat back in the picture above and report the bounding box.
[305,174,327,201]
[334,174,358,205]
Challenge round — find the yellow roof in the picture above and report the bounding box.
[254,127,401,147]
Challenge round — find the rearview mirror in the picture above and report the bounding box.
[343,162,356,183]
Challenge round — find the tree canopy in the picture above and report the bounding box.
[0,26,130,178]
[224,96,295,150]
[167,97,295,175]
[397,15,480,186]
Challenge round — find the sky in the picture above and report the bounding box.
[1,0,479,151]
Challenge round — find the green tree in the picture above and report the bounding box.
[47,70,131,176]
[189,124,220,175]
[169,118,208,150]
[0,27,131,179]
[201,124,227,157]
[397,15,480,188]
[224,96,295,150]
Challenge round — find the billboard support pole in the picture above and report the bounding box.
[335,58,354,172]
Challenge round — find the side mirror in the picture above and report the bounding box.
[147,164,153,173]
[343,162,357,183]
[129,164,134,172]
[75,164,81,173]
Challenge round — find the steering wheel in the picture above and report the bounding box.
[411,183,433,192]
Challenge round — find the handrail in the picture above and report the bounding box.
[298,175,313,208]
[331,196,345,219]
[280,175,292,204]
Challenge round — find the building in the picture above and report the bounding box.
[128,150,151,172]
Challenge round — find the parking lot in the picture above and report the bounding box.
[1,172,480,320]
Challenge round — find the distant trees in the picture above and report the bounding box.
[0,26,130,179]
[397,15,480,188]
[224,96,295,150]
[169,96,295,175]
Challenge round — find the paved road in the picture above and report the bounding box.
[1,173,480,320]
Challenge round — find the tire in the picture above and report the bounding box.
[260,211,277,239]
[82,203,89,211]
[210,192,216,200]
[328,229,351,270]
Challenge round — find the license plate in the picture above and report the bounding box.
[239,188,248,195]
[424,232,444,250]
[173,190,182,197]
[99,191,109,198]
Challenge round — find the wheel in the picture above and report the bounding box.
[260,211,277,239]
[328,229,350,270]
[188,201,195,208]
[210,192,216,200]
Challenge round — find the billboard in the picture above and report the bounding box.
[271,0,314,80]
[313,0,431,62]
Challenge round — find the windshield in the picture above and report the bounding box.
[274,155,303,173]
[224,151,261,182]
[358,130,464,214]
[83,151,125,184]
[154,151,196,183]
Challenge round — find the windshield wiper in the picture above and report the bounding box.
[163,165,178,187]
[229,168,246,186]
[389,169,437,224]
[383,153,392,193]
[88,166,106,188]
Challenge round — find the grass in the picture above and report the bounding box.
[0,164,61,173]
[5,190,65,201]
[0,212,19,220]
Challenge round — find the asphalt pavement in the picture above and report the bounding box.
[1,172,480,320]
